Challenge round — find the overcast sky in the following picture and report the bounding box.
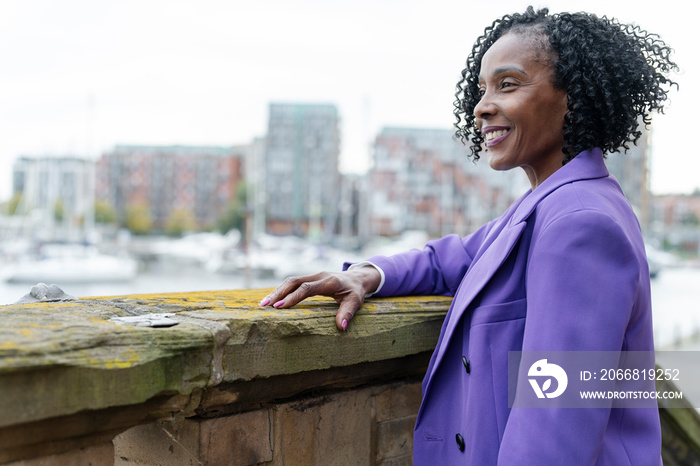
[0,0,695,200]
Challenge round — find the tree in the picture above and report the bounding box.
[125,204,153,235]
[54,200,64,221]
[217,182,247,235]
[94,201,117,224]
[5,193,24,215]
[165,208,198,236]
[680,212,700,226]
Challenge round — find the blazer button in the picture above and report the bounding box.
[462,356,470,374]
[456,433,465,452]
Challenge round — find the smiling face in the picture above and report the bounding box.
[474,32,569,189]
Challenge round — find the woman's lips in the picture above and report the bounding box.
[483,127,510,146]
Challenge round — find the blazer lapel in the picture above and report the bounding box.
[418,220,527,409]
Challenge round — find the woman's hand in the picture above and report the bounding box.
[259,267,382,331]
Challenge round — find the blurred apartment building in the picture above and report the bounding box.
[264,103,340,238]
[10,110,659,249]
[96,145,244,230]
[368,127,524,238]
[364,125,652,239]
[596,128,700,252]
[605,128,651,231]
[650,193,700,254]
[11,156,95,241]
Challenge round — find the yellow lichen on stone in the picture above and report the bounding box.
[20,323,61,328]
[0,340,21,351]
[101,348,139,369]
[1,288,451,429]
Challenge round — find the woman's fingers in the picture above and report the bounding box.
[275,279,327,309]
[260,269,375,331]
[259,273,327,308]
[260,272,338,309]
[335,293,364,331]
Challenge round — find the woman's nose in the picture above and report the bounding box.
[474,91,496,119]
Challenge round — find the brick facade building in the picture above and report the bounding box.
[96,145,244,231]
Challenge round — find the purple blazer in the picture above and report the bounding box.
[361,149,660,465]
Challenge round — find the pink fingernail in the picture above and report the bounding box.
[259,297,270,307]
[341,319,347,331]
[273,300,285,308]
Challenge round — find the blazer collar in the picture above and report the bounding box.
[511,147,609,225]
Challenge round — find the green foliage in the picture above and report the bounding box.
[6,193,23,215]
[680,213,700,226]
[217,182,247,235]
[54,200,64,221]
[126,204,153,235]
[94,201,117,224]
[165,208,198,237]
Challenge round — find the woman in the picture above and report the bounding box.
[260,7,677,464]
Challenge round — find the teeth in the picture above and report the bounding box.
[484,129,508,141]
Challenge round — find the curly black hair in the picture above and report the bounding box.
[454,6,678,164]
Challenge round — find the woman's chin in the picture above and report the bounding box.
[487,152,511,172]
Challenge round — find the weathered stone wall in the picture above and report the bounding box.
[0,289,449,465]
[1,289,698,465]
[114,379,422,465]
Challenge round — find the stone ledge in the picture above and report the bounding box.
[0,289,451,463]
[2,288,698,465]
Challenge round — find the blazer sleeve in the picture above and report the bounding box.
[345,220,497,298]
[498,209,646,464]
